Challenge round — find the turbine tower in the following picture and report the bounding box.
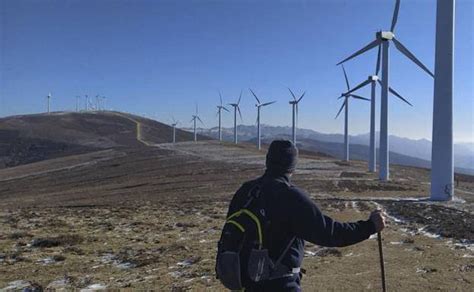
[229,91,243,144]
[337,0,433,181]
[216,92,230,141]
[336,65,370,161]
[249,88,276,150]
[191,105,204,142]
[85,95,89,111]
[288,88,305,146]
[75,96,80,112]
[431,0,455,201]
[171,117,179,144]
[46,93,52,114]
[102,96,107,111]
[341,46,412,172]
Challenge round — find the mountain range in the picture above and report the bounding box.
[193,124,474,175]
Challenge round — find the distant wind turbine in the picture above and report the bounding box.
[249,88,276,150]
[229,91,243,144]
[102,96,107,111]
[171,117,179,144]
[216,92,230,141]
[337,0,433,181]
[75,96,81,112]
[336,65,370,162]
[85,95,89,111]
[46,93,52,114]
[288,88,305,146]
[191,104,204,142]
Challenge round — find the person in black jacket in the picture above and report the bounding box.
[226,140,385,291]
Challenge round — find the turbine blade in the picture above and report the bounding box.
[377,80,413,106]
[335,99,347,119]
[391,0,401,32]
[237,106,243,121]
[337,39,382,65]
[249,88,260,104]
[342,65,350,90]
[222,106,230,112]
[388,86,413,106]
[197,116,204,125]
[288,88,297,101]
[219,91,223,106]
[350,94,370,101]
[375,44,381,75]
[237,90,242,105]
[344,79,371,96]
[392,38,434,78]
[261,101,276,107]
[297,92,305,103]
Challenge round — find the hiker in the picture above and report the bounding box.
[216,140,385,291]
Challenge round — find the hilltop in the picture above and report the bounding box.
[0,111,208,168]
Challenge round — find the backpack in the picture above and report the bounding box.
[215,179,296,290]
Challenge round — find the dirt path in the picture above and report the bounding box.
[110,112,154,146]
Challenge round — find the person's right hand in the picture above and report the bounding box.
[369,209,386,233]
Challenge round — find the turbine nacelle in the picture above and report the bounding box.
[377,31,395,40]
[369,75,379,81]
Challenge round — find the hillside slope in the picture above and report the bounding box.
[0,111,208,168]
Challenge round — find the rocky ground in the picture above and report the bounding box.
[0,141,473,291]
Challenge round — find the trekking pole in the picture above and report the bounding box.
[377,232,387,292]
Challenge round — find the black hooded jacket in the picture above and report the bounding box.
[226,170,376,280]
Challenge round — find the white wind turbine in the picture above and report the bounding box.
[171,117,179,144]
[336,65,370,162]
[288,88,305,146]
[85,95,89,111]
[216,92,230,141]
[191,104,204,142]
[228,91,243,144]
[46,93,52,114]
[337,0,433,181]
[102,96,107,111]
[249,89,276,150]
[341,46,412,171]
[75,96,81,112]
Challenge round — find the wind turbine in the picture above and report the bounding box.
[191,104,204,142]
[337,0,433,181]
[85,95,89,111]
[171,117,179,144]
[102,96,107,111]
[249,88,276,150]
[95,95,101,111]
[229,91,243,144]
[335,65,370,161]
[288,88,305,146]
[216,92,230,141]
[75,96,81,112]
[431,0,455,201]
[46,93,52,114]
[341,46,412,172]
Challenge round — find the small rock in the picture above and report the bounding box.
[80,283,107,291]
[2,280,43,291]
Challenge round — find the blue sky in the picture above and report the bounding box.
[1,0,473,143]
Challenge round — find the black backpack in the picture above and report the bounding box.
[215,179,295,290]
